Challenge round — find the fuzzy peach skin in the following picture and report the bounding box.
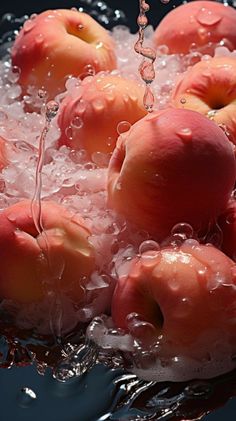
[153,1,236,54]
[112,242,236,357]
[107,108,236,241]
[171,56,236,145]
[11,9,117,100]
[0,136,8,171]
[218,200,236,260]
[57,74,147,155]
[0,200,96,304]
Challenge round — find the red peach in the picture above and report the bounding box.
[171,56,236,145]
[112,242,236,357]
[11,9,117,100]
[57,74,147,155]
[107,108,236,240]
[218,200,236,260]
[153,1,236,54]
[0,200,95,304]
[0,136,8,171]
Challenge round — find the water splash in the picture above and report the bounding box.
[134,1,156,112]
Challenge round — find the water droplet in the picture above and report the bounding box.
[180,97,186,104]
[139,240,160,255]
[46,100,59,121]
[77,23,84,30]
[35,33,44,44]
[176,128,192,142]
[8,66,21,83]
[171,222,194,240]
[23,19,36,33]
[18,387,37,407]
[117,121,131,135]
[71,116,83,129]
[196,7,222,26]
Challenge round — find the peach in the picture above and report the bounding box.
[107,108,236,241]
[57,74,147,155]
[112,242,236,359]
[218,200,236,260]
[153,1,236,54]
[171,56,236,145]
[0,199,95,304]
[0,136,8,171]
[11,9,117,100]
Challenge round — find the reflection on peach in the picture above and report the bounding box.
[112,242,236,355]
[57,74,147,156]
[153,1,236,54]
[108,108,236,241]
[0,200,95,304]
[171,56,236,145]
[0,136,8,171]
[11,9,117,100]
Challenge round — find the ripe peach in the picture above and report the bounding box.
[11,9,117,100]
[153,1,236,54]
[112,242,236,358]
[0,136,8,171]
[0,199,95,304]
[57,74,147,155]
[107,108,236,241]
[171,56,236,145]
[218,200,236,261]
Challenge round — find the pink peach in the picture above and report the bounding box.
[171,56,236,145]
[153,1,236,54]
[0,200,95,304]
[57,74,147,155]
[112,242,236,357]
[107,108,236,240]
[11,9,117,100]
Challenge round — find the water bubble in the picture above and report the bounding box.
[117,121,131,135]
[196,7,222,26]
[71,116,83,129]
[45,100,59,121]
[139,240,160,255]
[8,65,21,83]
[18,387,37,407]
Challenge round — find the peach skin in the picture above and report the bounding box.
[171,56,236,145]
[153,1,236,54]
[0,199,95,304]
[112,242,236,359]
[107,108,236,241]
[219,200,236,261]
[11,9,117,100]
[57,74,147,155]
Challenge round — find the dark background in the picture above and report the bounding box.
[0,0,236,420]
[0,0,183,32]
